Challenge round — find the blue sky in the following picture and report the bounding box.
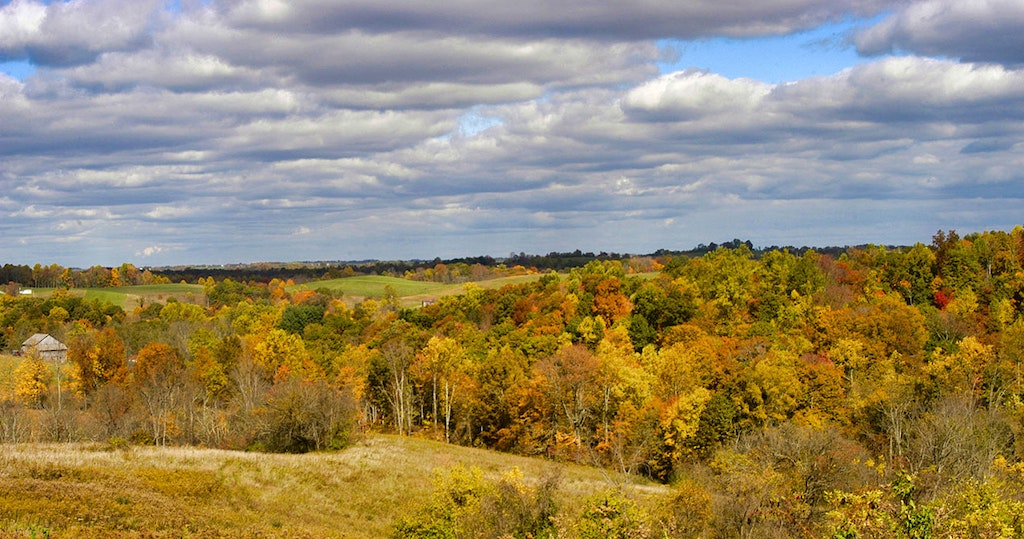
[1,0,1022,267]
[657,16,885,82]
[0,59,34,79]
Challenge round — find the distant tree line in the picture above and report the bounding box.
[3,241,862,291]
[1,263,168,291]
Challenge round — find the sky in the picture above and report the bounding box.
[1,0,1023,267]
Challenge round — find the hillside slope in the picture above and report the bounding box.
[0,435,668,538]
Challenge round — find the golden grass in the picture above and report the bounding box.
[0,435,669,538]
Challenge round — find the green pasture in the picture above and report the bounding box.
[20,284,205,310]
[291,275,448,298]
[17,273,560,312]
[289,273,550,307]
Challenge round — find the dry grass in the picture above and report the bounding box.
[0,435,669,538]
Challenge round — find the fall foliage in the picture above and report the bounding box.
[5,227,1024,537]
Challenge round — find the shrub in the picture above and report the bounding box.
[392,466,560,539]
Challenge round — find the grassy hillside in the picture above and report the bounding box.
[22,284,205,310]
[0,435,668,538]
[290,275,450,298]
[289,274,548,308]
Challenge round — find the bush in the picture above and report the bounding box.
[571,490,651,539]
[392,466,560,539]
[255,376,356,453]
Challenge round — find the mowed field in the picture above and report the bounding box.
[0,435,668,538]
[25,284,206,310]
[21,274,548,310]
[288,273,548,307]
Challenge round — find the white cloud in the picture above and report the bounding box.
[0,0,163,66]
[0,0,1021,266]
[623,69,772,119]
[145,206,194,219]
[136,245,164,257]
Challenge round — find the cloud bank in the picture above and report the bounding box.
[0,0,1021,266]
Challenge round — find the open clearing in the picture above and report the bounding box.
[288,273,548,307]
[0,435,667,538]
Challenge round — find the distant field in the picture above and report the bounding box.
[289,274,548,307]
[97,284,205,309]
[22,284,205,309]
[291,275,450,297]
[19,274,558,311]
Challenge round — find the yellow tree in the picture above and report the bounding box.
[14,354,50,408]
[68,327,126,396]
[594,325,652,448]
[739,349,805,428]
[133,342,189,446]
[109,267,123,287]
[925,336,993,402]
[416,336,469,442]
[249,328,321,382]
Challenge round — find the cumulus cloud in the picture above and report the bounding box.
[623,69,772,120]
[136,245,164,258]
[854,0,1024,65]
[0,0,1020,266]
[219,0,896,40]
[0,0,162,66]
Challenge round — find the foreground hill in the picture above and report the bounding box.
[0,435,668,538]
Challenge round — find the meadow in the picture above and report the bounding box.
[22,284,205,310]
[19,274,547,311]
[0,435,668,538]
[288,273,549,307]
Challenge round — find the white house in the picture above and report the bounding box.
[21,333,68,362]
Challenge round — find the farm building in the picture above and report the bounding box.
[21,333,68,362]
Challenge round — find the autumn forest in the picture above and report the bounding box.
[4,228,1024,537]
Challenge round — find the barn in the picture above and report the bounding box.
[21,333,68,362]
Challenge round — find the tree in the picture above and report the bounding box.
[417,336,469,442]
[535,344,602,447]
[14,354,50,408]
[249,328,320,382]
[368,340,416,436]
[133,342,191,446]
[68,327,126,397]
[257,376,356,453]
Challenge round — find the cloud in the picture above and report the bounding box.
[854,0,1024,65]
[0,1,1020,266]
[623,69,772,120]
[220,0,895,40]
[136,245,164,258]
[145,206,194,219]
[0,0,162,66]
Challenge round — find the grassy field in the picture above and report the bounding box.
[18,271,653,312]
[0,435,668,538]
[22,284,205,310]
[289,274,548,308]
